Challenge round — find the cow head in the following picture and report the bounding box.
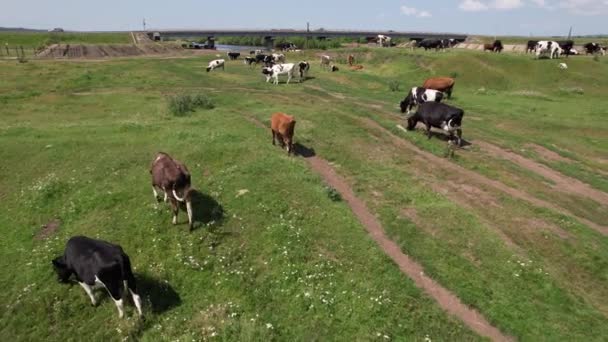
[262,68,273,76]
[206,67,211,72]
[52,256,72,283]
[406,114,419,131]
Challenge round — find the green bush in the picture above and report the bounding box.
[168,94,215,116]
[325,186,342,202]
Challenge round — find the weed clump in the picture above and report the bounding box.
[325,186,342,202]
[559,87,584,95]
[168,94,215,116]
[388,80,401,92]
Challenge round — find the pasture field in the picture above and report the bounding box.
[1,47,607,341]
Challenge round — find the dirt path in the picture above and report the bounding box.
[363,118,608,236]
[476,141,608,205]
[245,115,512,341]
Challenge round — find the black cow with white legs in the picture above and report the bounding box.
[406,102,464,146]
[52,236,143,318]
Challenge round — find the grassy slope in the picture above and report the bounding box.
[0,47,607,340]
[0,32,131,49]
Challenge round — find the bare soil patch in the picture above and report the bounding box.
[524,144,572,164]
[477,141,608,205]
[35,218,60,240]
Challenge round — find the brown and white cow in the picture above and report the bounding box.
[150,152,193,230]
[422,77,455,99]
[270,112,296,155]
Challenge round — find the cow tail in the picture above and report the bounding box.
[121,253,138,293]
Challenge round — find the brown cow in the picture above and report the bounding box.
[270,112,296,155]
[422,77,455,99]
[150,152,193,230]
[347,54,355,66]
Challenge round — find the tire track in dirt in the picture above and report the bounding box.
[476,141,608,205]
[244,115,512,342]
[360,118,608,236]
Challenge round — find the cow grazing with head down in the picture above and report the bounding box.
[320,55,331,70]
[483,40,503,52]
[536,41,562,59]
[150,152,193,230]
[417,39,444,51]
[227,52,240,60]
[406,102,464,146]
[244,56,256,67]
[262,63,296,84]
[206,59,225,72]
[271,112,296,155]
[400,87,444,114]
[52,236,143,318]
[298,61,310,80]
[423,77,455,99]
[526,40,538,54]
[584,42,606,55]
[557,40,574,57]
[272,53,286,63]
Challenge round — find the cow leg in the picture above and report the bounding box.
[79,282,97,306]
[425,124,432,139]
[286,73,291,84]
[129,288,143,316]
[272,130,276,145]
[95,275,124,318]
[152,186,160,202]
[456,128,463,147]
[170,199,179,225]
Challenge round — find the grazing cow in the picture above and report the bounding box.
[150,152,193,230]
[406,102,464,146]
[557,40,574,57]
[442,39,458,48]
[52,236,143,318]
[536,41,562,59]
[277,42,296,51]
[347,54,355,66]
[227,52,240,60]
[331,64,339,72]
[270,112,296,154]
[417,39,444,51]
[422,77,455,99]
[400,87,444,115]
[298,61,310,80]
[526,40,538,54]
[255,54,269,64]
[320,55,331,70]
[272,53,286,63]
[206,59,225,72]
[483,40,503,52]
[377,35,392,47]
[584,42,606,55]
[262,63,296,84]
[244,56,256,67]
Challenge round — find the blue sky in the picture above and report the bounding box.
[2,0,607,36]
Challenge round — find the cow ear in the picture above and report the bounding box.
[52,256,65,268]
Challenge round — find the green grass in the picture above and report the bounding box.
[1,46,607,340]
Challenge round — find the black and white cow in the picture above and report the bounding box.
[52,236,143,318]
[227,52,241,60]
[556,40,574,57]
[536,41,562,59]
[206,59,225,72]
[244,56,256,67]
[298,61,310,80]
[584,42,606,55]
[255,54,270,65]
[406,102,464,146]
[400,87,444,114]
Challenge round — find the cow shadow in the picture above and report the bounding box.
[301,76,316,82]
[412,126,472,147]
[187,190,225,230]
[294,142,316,158]
[135,273,181,314]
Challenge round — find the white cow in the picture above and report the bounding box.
[320,55,331,70]
[272,53,286,63]
[377,35,392,47]
[206,59,225,72]
[262,63,296,85]
[536,41,562,59]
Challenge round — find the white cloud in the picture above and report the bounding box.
[493,0,524,9]
[459,0,489,11]
[557,0,608,14]
[400,5,433,17]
